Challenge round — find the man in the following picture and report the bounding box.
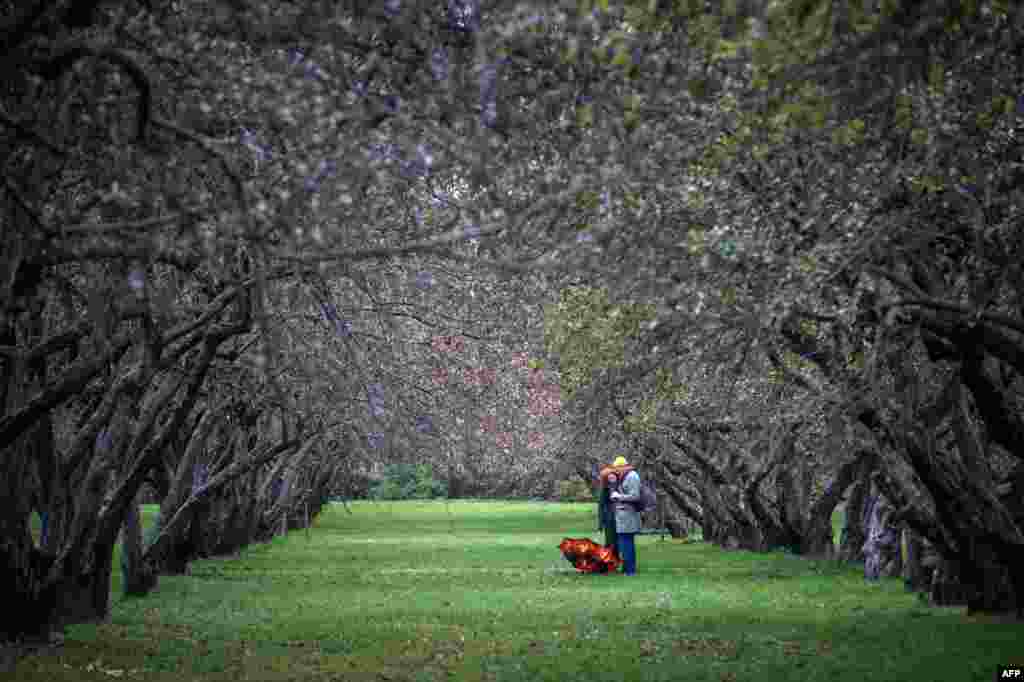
[609,455,641,576]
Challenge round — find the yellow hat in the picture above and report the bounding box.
[612,455,628,467]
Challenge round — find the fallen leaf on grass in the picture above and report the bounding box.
[639,640,658,657]
[672,637,738,658]
[82,659,138,677]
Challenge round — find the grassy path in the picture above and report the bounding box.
[12,500,1020,681]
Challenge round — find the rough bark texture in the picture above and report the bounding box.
[650,452,704,538]
[858,361,1024,615]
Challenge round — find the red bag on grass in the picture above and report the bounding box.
[559,537,622,574]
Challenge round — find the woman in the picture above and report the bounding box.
[598,472,619,550]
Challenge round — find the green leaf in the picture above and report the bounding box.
[894,95,913,130]
[687,78,710,100]
[544,287,655,397]
[712,40,742,62]
[576,103,594,128]
[687,227,706,255]
[928,63,945,93]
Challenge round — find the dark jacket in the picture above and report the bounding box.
[598,486,618,547]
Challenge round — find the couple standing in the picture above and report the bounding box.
[598,455,641,576]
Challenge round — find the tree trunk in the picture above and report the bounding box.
[758,466,801,552]
[799,451,876,559]
[120,495,157,597]
[658,477,701,538]
[208,491,244,556]
[930,557,970,606]
[5,532,117,638]
[653,455,705,538]
[149,409,219,574]
[798,508,837,559]
[963,533,1022,616]
[447,459,463,499]
[862,485,902,579]
[674,434,760,550]
[144,438,303,561]
[902,527,930,593]
[0,534,56,641]
[839,456,874,563]
[703,484,760,550]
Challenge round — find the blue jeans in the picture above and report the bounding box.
[617,533,636,575]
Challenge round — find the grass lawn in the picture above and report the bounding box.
[12,500,1021,681]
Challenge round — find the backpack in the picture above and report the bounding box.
[636,482,657,514]
[621,471,657,513]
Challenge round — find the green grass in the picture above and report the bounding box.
[13,500,1020,682]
